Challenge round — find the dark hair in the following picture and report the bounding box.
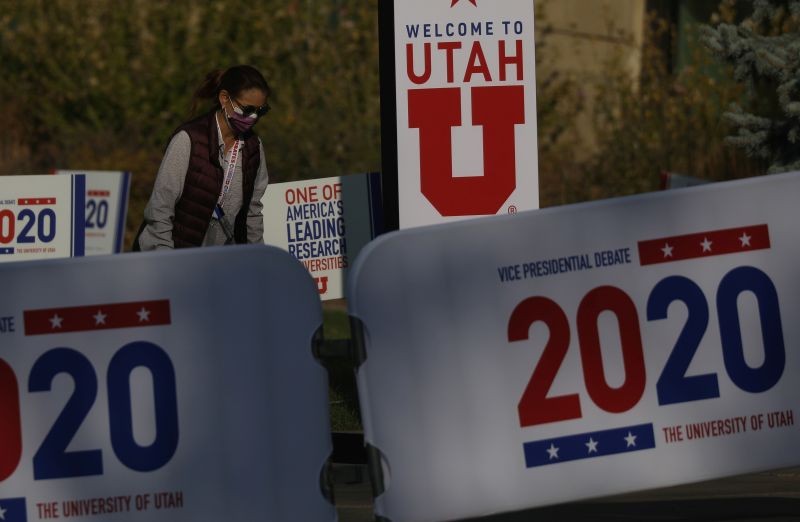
[190,65,271,115]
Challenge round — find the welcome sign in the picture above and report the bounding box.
[381,0,539,230]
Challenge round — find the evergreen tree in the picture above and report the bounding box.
[703,0,800,173]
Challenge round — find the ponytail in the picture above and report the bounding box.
[190,69,226,116]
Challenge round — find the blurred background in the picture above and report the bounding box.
[2,0,788,249]
[3,3,798,517]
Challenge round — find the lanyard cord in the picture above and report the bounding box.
[217,138,241,210]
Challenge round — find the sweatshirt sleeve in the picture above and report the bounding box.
[137,131,191,250]
[246,138,270,244]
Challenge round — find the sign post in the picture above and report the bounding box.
[348,172,800,522]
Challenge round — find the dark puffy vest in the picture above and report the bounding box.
[171,111,261,248]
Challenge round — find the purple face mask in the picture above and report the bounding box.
[224,101,257,136]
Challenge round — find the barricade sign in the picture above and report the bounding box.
[0,245,335,521]
[55,170,132,255]
[262,172,382,300]
[0,174,85,262]
[347,172,800,522]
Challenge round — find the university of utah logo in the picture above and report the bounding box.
[409,85,524,215]
[406,6,525,215]
[314,276,329,295]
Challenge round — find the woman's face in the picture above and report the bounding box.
[220,88,269,118]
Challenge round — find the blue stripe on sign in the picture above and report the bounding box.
[0,247,15,254]
[114,171,131,253]
[524,423,655,468]
[72,174,86,256]
[0,497,28,521]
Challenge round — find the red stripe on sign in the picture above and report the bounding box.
[18,197,56,205]
[638,224,770,266]
[88,190,110,197]
[24,300,171,335]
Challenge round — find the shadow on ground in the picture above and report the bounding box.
[466,497,800,521]
[335,467,800,522]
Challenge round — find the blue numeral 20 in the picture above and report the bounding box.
[28,342,179,480]
[16,208,56,244]
[85,199,108,229]
[648,266,785,405]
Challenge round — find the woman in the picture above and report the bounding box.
[134,65,271,250]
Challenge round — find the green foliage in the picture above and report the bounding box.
[584,17,760,200]
[533,1,587,205]
[0,0,770,234]
[0,0,380,244]
[322,304,361,431]
[702,0,800,173]
[530,3,762,206]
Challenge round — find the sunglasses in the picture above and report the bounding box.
[231,97,271,118]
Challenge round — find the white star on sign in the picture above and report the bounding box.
[93,310,107,325]
[586,437,599,454]
[739,232,752,247]
[137,307,151,322]
[624,431,637,447]
[546,443,560,460]
[0,504,7,520]
[700,237,713,252]
[661,243,674,258]
[50,314,63,329]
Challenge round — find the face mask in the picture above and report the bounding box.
[224,102,257,136]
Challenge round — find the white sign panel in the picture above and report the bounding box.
[262,173,382,300]
[0,174,85,262]
[55,170,132,255]
[394,0,539,229]
[348,172,800,522]
[0,245,336,522]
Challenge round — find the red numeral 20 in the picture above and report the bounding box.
[508,287,645,427]
[508,266,785,428]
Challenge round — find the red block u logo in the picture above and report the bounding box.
[408,85,525,216]
[314,276,329,295]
